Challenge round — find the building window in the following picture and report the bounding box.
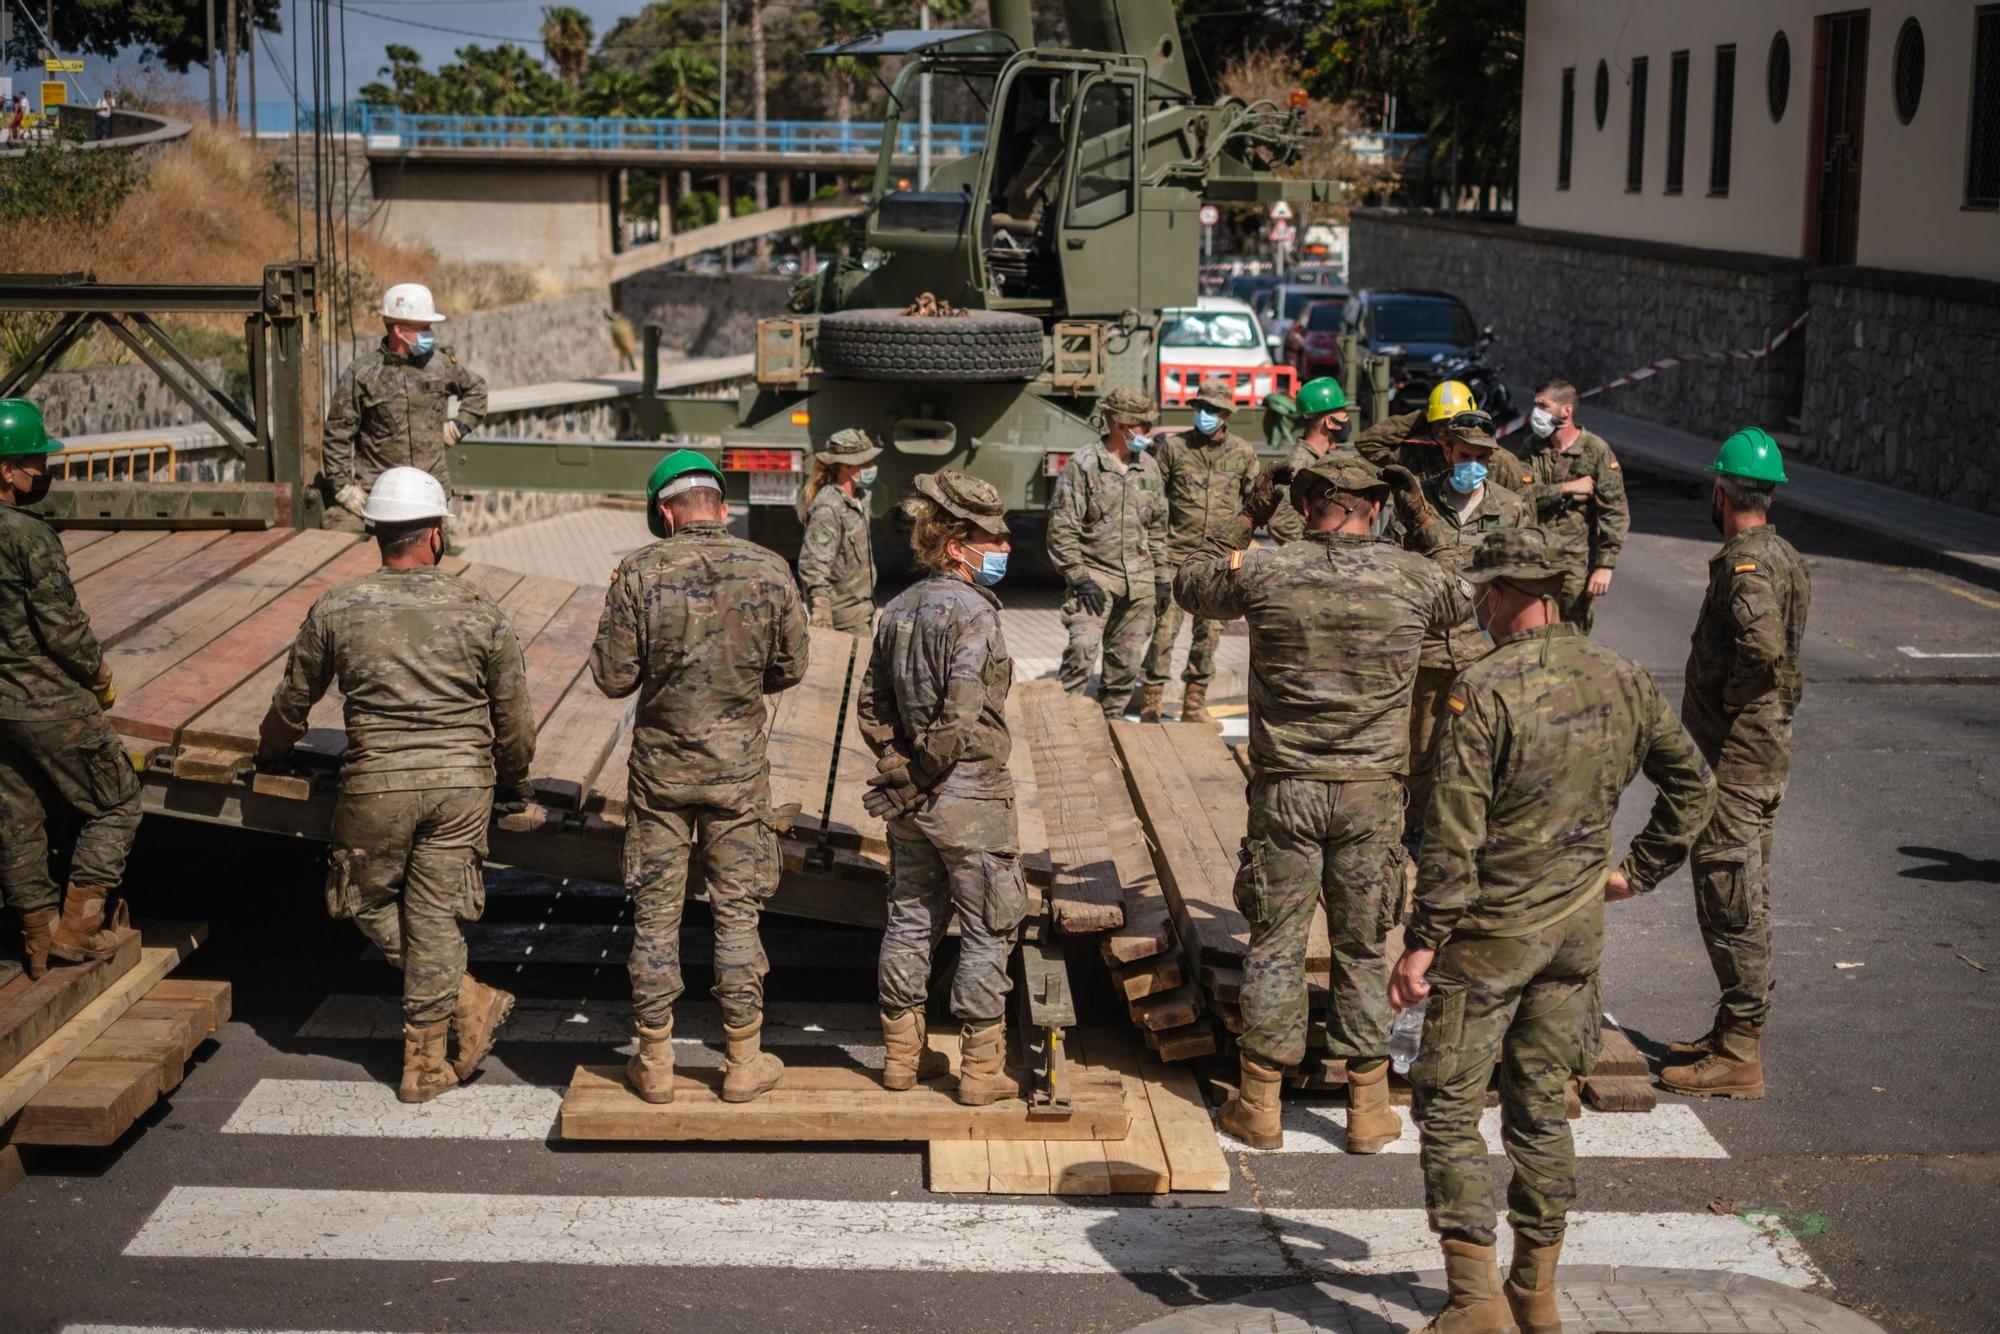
[1711,44,1737,195]
[1559,67,1575,188]
[1971,6,2000,208]
[1894,18,1925,124]
[1595,59,1610,129]
[1666,50,1690,193]
[1769,31,1791,122]
[1627,57,1649,191]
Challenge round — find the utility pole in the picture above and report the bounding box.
[917,3,931,188]
[247,17,257,137]
[205,0,217,123]
[225,0,238,125]
[718,0,728,138]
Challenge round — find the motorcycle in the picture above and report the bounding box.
[1390,328,1516,424]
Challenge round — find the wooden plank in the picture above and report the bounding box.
[1014,684,1124,935]
[496,574,577,648]
[1096,1032,1173,1194]
[0,921,208,1123]
[107,531,363,729]
[459,562,525,603]
[532,677,634,811]
[75,530,224,605]
[87,529,295,646]
[137,978,231,1031]
[1144,1021,1217,1064]
[1596,1020,1651,1077]
[1582,1075,1656,1113]
[62,529,169,581]
[1138,1044,1231,1191]
[0,928,140,1079]
[77,1016,195,1095]
[1003,694,1054,884]
[10,1058,158,1147]
[58,529,109,554]
[583,731,633,823]
[1111,721,1240,970]
[924,1029,992,1193]
[523,585,608,728]
[825,628,884,859]
[771,627,854,840]
[0,1144,20,1197]
[1130,983,1202,1033]
[1110,954,1183,1001]
[1043,1035,1111,1195]
[560,1062,1128,1142]
[985,1138,1051,1194]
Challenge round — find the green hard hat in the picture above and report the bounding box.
[1296,377,1348,415]
[0,399,64,457]
[645,448,724,537]
[1709,427,1787,485]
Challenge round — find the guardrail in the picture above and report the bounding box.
[356,107,985,158]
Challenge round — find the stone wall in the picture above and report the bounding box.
[1800,269,2000,516]
[612,272,792,358]
[34,361,234,438]
[1348,211,1808,442]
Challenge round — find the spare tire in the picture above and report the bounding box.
[816,308,1044,382]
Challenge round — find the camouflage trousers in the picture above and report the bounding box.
[1235,776,1406,1068]
[327,786,490,1026]
[1411,900,1603,1248]
[879,793,1026,1024]
[1692,777,1787,1027]
[624,770,781,1030]
[1403,665,1459,832]
[826,601,874,637]
[1141,586,1225,691]
[1558,570,1597,635]
[0,714,142,913]
[1060,589,1155,720]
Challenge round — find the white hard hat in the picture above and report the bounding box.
[361,467,452,524]
[380,282,445,323]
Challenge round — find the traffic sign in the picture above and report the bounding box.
[45,59,83,74]
[41,81,65,110]
[1269,200,1294,220]
[1198,203,1220,227]
[1268,220,1295,244]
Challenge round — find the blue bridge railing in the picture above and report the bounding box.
[355,106,985,158]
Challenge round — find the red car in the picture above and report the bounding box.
[1282,298,1348,379]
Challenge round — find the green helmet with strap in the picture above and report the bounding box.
[1709,427,1787,485]
[645,448,724,537]
[1296,377,1348,416]
[0,399,64,457]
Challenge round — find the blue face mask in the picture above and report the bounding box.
[1449,459,1488,494]
[857,466,878,488]
[411,330,436,357]
[1193,409,1222,435]
[962,549,1008,587]
[1127,433,1152,453]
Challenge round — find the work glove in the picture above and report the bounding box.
[491,783,537,817]
[1380,463,1433,532]
[810,600,834,628]
[334,483,368,516]
[1242,464,1294,529]
[444,419,465,446]
[863,750,930,821]
[89,666,116,711]
[1154,580,1173,617]
[1068,576,1108,618]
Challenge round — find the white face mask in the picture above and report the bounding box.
[1530,406,1558,438]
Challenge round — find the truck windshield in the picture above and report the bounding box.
[1372,298,1476,345]
[1162,310,1261,349]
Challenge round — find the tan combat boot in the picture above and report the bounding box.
[48,882,124,964]
[1504,1236,1564,1334]
[1179,681,1216,726]
[627,1018,676,1103]
[1138,683,1165,723]
[721,1017,785,1103]
[880,1007,950,1091]
[1218,1054,1284,1149]
[398,1020,460,1104]
[1659,1022,1764,1099]
[18,905,55,980]
[449,974,515,1080]
[1664,1023,1720,1060]
[1420,1238,1519,1334]
[954,1019,1018,1106]
[1344,1059,1403,1153]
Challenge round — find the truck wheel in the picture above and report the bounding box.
[816,309,1044,382]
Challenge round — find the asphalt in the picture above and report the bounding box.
[0,473,1994,1333]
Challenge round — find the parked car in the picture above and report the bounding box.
[1223,271,1281,309]
[1251,281,1351,359]
[1156,295,1282,404]
[1282,298,1348,379]
[1341,288,1514,423]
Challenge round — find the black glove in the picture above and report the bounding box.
[1380,463,1433,532]
[492,783,537,817]
[1243,464,1295,529]
[1069,576,1108,617]
[1154,580,1172,616]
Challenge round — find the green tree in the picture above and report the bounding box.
[540,6,597,89]
[582,66,658,119]
[2,0,282,73]
[644,48,720,120]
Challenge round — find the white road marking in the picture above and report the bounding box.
[1217,1103,1729,1158]
[123,1187,1825,1287]
[223,1080,564,1140]
[1895,645,2000,659]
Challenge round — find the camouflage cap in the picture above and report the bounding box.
[1191,378,1240,413]
[1465,526,1567,584]
[913,469,1009,537]
[1294,452,1387,496]
[821,428,881,465]
[1099,386,1157,427]
[1440,421,1498,452]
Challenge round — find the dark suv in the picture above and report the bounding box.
[1340,289,1512,421]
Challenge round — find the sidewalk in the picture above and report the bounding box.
[1124,1268,1883,1334]
[1580,404,2000,591]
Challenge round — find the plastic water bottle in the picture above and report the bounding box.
[1390,1001,1428,1074]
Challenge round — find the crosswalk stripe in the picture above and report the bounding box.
[223,1080,563,1140]
[295,997,885,1056]
[123,1187,1825,1287]
[1218,1103,1729,1159]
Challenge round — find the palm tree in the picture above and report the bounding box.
[540,6,595,89]
[583,66,657,119]
[645,48,720,121]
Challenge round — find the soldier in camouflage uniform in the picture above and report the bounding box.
[591,449,809,1105]
[1662,428,1811,1101]
[1265,376,1352,544]
[1177,452,1466,1156]
[797,428,880,635]
[1517,378,1628,633]
[322,283,487,552]
[1046,386,1166,720]
[1353,379,1531,494]
[0,399,141,982]
[1389,527,1713,1334]
[258,467,535,1104]
[1139,378,1259,725]
[857,472,1025,1105]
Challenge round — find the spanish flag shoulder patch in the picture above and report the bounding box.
[1446,694,1469,716]
[1607,460,1620,470]
[1734,561,1758,573]
[1229,550,1245,570]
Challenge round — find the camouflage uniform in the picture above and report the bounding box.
[798,484,876,635]
[1680,525,1810,1029]
[1354,408,1532,494]
[1409,582,1714,1247]
[321,342,488,534]
[260,566,535,1025]
[859,574,1024,1023]
[590,520,809,1030]
[1142,413,1258,693]
[0,505,141,913]
[1518,429,1628,632]
[1046,438,1166,719]
[1176,470,1469,1068]
[1385,473,1529,823]
[1264,439,1328,545]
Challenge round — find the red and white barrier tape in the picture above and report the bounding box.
[1496,310,1810,437]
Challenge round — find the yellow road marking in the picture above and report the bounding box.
[1901,570,2000,613]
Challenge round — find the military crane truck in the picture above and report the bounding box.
[632,0,1335,567]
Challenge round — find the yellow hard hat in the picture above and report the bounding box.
[1426,380,1476,423]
